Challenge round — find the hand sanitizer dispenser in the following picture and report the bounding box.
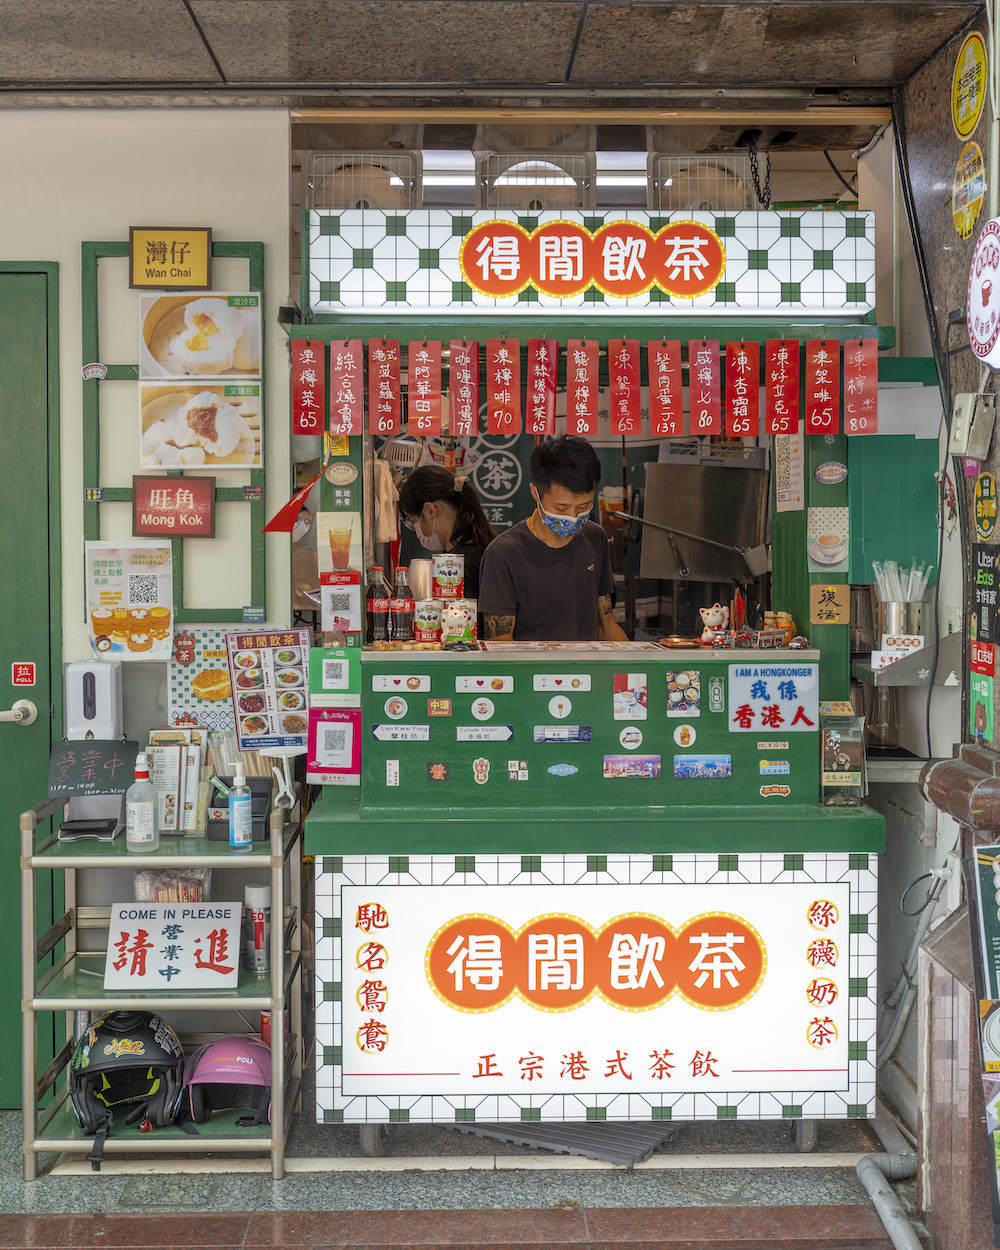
[62,660,126,838]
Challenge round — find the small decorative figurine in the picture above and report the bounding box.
[699,602,729,644]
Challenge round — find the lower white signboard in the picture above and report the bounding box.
[314,853,877,1123]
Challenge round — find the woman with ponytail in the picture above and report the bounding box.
[397,464,497,598]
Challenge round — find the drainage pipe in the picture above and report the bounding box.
[855,1102,922,1250]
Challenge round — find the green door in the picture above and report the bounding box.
[0,266,61,1107]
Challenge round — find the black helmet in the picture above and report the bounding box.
[70,1010,185,1169]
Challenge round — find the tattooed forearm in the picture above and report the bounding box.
[599,595,614,616]
[485,613,516,639]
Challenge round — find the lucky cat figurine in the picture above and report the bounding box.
[699,602,729,643]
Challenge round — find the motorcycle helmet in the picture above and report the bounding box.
[69,1010,185,1169]
[182,1034,272,1126]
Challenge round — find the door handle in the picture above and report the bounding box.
[0,699,38,726]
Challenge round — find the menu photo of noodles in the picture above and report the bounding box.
[225,627,312,752]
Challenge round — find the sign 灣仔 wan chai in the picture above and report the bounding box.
[130,227,212,290]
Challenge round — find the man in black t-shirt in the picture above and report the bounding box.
[478,436,628,642]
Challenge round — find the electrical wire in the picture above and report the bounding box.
[822,149,857,197]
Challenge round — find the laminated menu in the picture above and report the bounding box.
[225,627,311,752]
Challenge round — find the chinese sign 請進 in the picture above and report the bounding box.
[104,901,240,990]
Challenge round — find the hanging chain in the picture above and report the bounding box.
[747,139,771,209]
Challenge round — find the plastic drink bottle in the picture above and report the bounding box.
[228,763,253,853]
[389,566,415,642]
[244,884,271,973]
[125,753,160,853]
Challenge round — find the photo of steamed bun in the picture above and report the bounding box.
[140,383,261,469]
[140,293,261,379]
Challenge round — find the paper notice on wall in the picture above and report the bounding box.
[774,432,805,513]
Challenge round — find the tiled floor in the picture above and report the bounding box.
[0,1104,925,1249]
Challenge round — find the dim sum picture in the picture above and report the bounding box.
[139,294,261,379]
[139,383,261,469]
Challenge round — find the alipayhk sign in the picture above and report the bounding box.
[307,209,876,317]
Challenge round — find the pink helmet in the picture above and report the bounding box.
[181,1034,271,1125]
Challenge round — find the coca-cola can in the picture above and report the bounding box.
[414,600,441,643]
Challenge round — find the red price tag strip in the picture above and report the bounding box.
[688,340,721,435]
[407,340,442,436]
[844,338,878,435]
[566,340,599,436]
[765,339,800,435]
[291,340,325,436]
[328,339,363,436]
[648,340,684,436]
[486,338,522,436]
[448,340,479,437]
[805,339,840,435]
[609,339,642,435]
[526,338,557,435]
[368,340,402,436]
[725,340,760,437]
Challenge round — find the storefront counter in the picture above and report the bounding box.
[308,643,883,1129]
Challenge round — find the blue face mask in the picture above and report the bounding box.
[532,490,591,539]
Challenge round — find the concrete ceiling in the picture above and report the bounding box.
[0,1,981,99]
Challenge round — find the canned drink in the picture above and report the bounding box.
[432,552,464,600]
[414,600,442,643]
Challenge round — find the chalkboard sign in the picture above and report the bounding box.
[48,739,139,799]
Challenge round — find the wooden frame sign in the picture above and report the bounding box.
[129,226,212,289]
[133,475,216,537]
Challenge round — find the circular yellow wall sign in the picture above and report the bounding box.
[953,31,988,140]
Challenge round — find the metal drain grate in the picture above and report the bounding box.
[452,1121,681,1166]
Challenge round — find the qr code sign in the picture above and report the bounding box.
[322,659,347,689]
[128,573,159,604]
[323,727,348,754]
[327,592,352,613]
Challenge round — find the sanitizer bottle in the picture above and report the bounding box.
[228,763,253,853]
[125,754,160,853]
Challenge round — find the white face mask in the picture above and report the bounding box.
[415,512,444,552]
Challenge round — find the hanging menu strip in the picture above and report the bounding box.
[448,340,479,437]
[486,338,522,436]
[844,338,878,435]
[765,339,800,436]
[407,340,442,437]
[648,340,684,436]
[725,340,760,438]
[526,338,557,435]
[291,340,325,436]
[609,339,642,436]
[805,339,841,435]
[368,339,401,436]
[329,339,363,436]
[566,340,599,436]
[688,340,721,435]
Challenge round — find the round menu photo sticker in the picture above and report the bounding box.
[384,696,408,720]
[619,726,643,750]
[673,724,697,748]
[471,697,495,721]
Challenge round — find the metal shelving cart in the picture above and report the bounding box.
[20,800,303,1180]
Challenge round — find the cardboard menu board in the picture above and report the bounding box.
[226,628,311,751]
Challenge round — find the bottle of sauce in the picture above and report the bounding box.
[389,566,415,642]
[366,567,391,644]
[125,753,159,853]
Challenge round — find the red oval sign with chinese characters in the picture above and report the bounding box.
[458,218,726,301]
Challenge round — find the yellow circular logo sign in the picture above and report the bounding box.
[953,31,988,140]
[953,140,986,239]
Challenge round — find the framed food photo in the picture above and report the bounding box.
[139,382,261,470]
[139,292,261,380]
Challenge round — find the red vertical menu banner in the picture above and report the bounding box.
[486,338,522,436]
[765,339,800,436]
[843,338,878,435]
[526,338,557,435]
[725,341,760,437]
[805,340,841,435]
[608,339,642,436]
[328,339,364,436]
[291,340,325,436]
[448,340,479,438]
[687,340,722,435]
[648,340,684,436]
[566,340,600,436]
[407,340,442,436]
[368,340,402,436]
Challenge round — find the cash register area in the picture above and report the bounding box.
[0,1082,916,1249]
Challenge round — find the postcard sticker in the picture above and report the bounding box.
[613,673,648,720]
[674,754,733,779]
[666,670,701,717]
[604,754,661,778]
